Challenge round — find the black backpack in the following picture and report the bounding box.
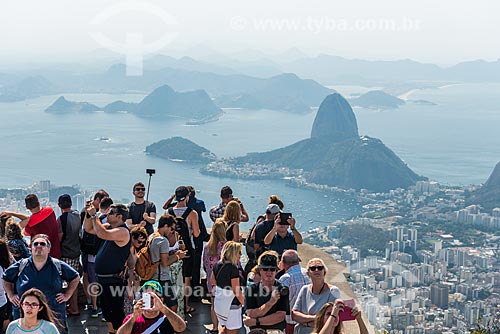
[167,207,194,253]
[80,213,104,255]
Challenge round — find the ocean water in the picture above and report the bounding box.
[334,83,500,185]
[0,83,498,229]
[0,94,356,231]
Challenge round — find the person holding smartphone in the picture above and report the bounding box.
[117,281,186,334]
[310,301,368,334]
[263,213,303,258]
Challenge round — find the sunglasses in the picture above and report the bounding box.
[133,235,146,243]
[135,187,146,191]
[261,267,277,272]
[22,302,40,309]
[309,266,324,271]
[33,242,47,247]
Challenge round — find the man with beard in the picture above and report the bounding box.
[85,203,131,334]
[2,234,79,333]
[126,182,156,235]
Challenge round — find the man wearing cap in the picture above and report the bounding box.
[263,214,303,257]
[244,251,289,333]
[278,250,310,334]
[167,186,200,314]
[57,194,83,316]
[253,204,281,258]
[117,281,186,334]
[209,185,249,223]
[126,182,157,235]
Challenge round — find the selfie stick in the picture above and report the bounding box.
[146,169,156,202]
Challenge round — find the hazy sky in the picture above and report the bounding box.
[1,0,498,65]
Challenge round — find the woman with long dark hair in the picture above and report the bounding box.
[6,288,60,334]
[4,220,29,262]
[0,240,13,333]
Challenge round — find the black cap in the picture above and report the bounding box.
[258,253,278,269]
[175,186,189,201]
[58,194,72,206]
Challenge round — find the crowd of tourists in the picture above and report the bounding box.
[0,183,368,334]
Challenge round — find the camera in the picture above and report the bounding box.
[279,213,292,225]
[278,286,289,296]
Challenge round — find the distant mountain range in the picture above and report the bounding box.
[214,73,332,113]
[0,76,59,102]
[45,85,222,120]
[5,51,500,105]
[234,93,425,191]
[469,161,500,210]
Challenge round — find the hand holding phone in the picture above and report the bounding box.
[142,292,152,309]
[338,299,356,321]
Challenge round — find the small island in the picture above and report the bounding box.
[145,137,217,163]
[45,85,223,121]
[45,96,101,113]
[350,90,405,109]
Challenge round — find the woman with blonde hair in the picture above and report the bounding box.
[292,258,341,334]
[203,221,227,332]
[311,301,368,334]
[210,241,244,334]
[218,201,241,242]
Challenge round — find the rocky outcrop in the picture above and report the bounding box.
[470,161,500,210]
[350,90,405,109]
[146,137,216,163]
[236,93,425,192]
[45,96,100,113]
[310,93,359,141]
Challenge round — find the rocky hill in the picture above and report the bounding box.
[45,96,100,113]
[146,137,216,163]
[235,93,425,192]
[350,90,405,109]
[45,85,222,120]
[469,161,500,210]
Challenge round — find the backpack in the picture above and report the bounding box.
[135,234,161,281]
[60,210,81,244]
[80,214,104,255]
[167,207,194,253]
[18,258,62,277]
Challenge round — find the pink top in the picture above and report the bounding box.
[203,241,225,293]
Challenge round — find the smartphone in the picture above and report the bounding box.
[142,292,151,309]
[338,299,356,321]
[279,213,292,225]
[146,168,156,175]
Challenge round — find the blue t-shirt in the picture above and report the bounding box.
[2,257,79,320]
[268,231,297,256]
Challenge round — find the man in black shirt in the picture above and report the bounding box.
[244,251,289,332]
[126,182,156,235]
